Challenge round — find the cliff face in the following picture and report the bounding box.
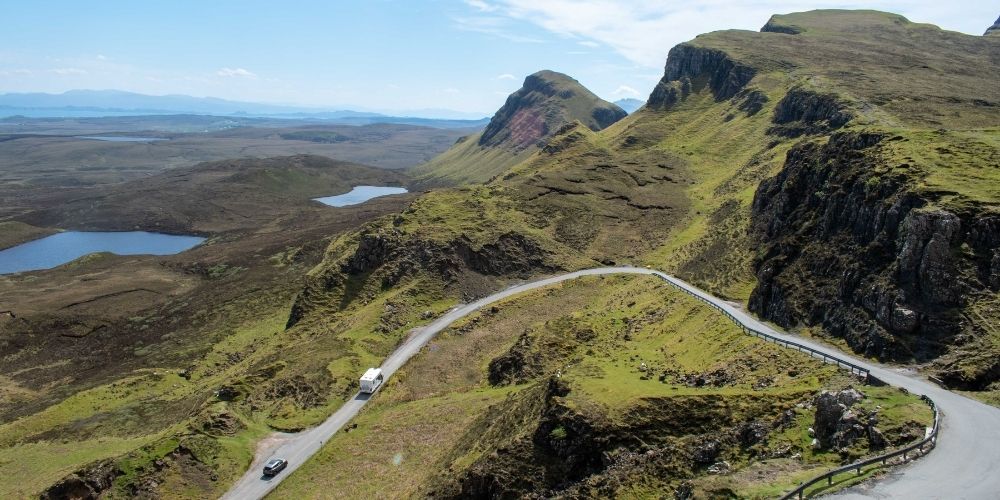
[749,132,1000,366]
[648,44,755,109]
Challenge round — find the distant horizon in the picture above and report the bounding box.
[0,88,496,120]
[0,85,646,120]
[2,2,996,114]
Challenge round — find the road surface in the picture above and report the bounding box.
[222,267,1000,500]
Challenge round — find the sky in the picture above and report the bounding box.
[1,0,996,117]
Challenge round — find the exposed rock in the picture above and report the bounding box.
[813,388,873,450]
[287,229,557,328]
[897,210,964,306]
[40,460,119,500]
[985,15,1000,36]
[749,131,1000,364]
[479,70,626,150]
[691,439,722,464]
[735,89,769,116]
[488,330,541,386]
[736,420,770,447]
[707,460,732,474]
[216,385,240,401]
[769,88,853,137]
[649,44,755,108]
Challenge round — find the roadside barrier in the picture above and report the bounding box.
[779,397,939,499]
[645,271,939,500]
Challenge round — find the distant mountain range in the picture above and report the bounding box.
[0,89,488,122]
[614,98,644,113]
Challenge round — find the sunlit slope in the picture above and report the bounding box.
[413,70,626,186]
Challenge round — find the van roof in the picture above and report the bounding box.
[360,367,382,381]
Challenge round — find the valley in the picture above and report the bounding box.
[1,7,998,500]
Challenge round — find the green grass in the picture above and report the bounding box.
[0,221,58,250]
[0,436,158,499]
[272,388,510,499]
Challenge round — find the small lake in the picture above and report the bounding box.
[77,136,169,142]
[0,231,205,274]
[314,186,408,207]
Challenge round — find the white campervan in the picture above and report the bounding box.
[359,368,384,394]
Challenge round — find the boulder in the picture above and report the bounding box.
[813,388,869,449]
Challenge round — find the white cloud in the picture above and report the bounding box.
[496,73,516,80]
[51,68,87,75]
[96,54,108,61]
[0,69,32,76]
[452,15,544,43]
[483,1,994,68]
[443,87,461,94]
[578,40,600,48]
[611,85,641,97]
[463,0,498,12]
[216,67,258,78]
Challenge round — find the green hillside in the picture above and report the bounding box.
[412,70,626,186]
[12,9,999,499]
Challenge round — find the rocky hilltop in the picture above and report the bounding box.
[480,70,625,149]
[412,70,625,186]
[987,15,1000,36]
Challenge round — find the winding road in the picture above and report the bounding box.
[222,267,1000,500]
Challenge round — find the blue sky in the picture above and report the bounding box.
[1,1,996,116]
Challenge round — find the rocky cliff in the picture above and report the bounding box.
[749,131,1000,372]
[648,44,755,109]
[412,70,626,186]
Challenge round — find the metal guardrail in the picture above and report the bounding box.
[651,273,870,379]
[648,272,939,500]
[780,396,939,499]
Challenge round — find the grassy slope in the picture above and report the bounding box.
[264,11,988,496]
[0,221,58,250]
[272,276,930,499]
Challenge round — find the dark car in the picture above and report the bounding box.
[263,458,288,477]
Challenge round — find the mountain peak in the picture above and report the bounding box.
[987,15,1000,36]
[478,70,625,150]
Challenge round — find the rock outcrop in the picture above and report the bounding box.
[769,88,853,137]
[40,460,120,500]
[480,70,626,150]
[749,132,1000,362]
[985,15,1000,36]
[812,388,886,450]
[649,44,755,109]
[287,229,556,328]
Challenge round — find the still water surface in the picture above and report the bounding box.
[313,186,408,207]
[0,231,205,274]
[78,136,169,142]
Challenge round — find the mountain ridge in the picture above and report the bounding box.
[412,70,626,187]
[0,89,488,121]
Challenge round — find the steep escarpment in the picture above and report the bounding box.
[637,10,1000,396]
[413,70,626,186]
[648,44,756,108]
[749,130,1000,378]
